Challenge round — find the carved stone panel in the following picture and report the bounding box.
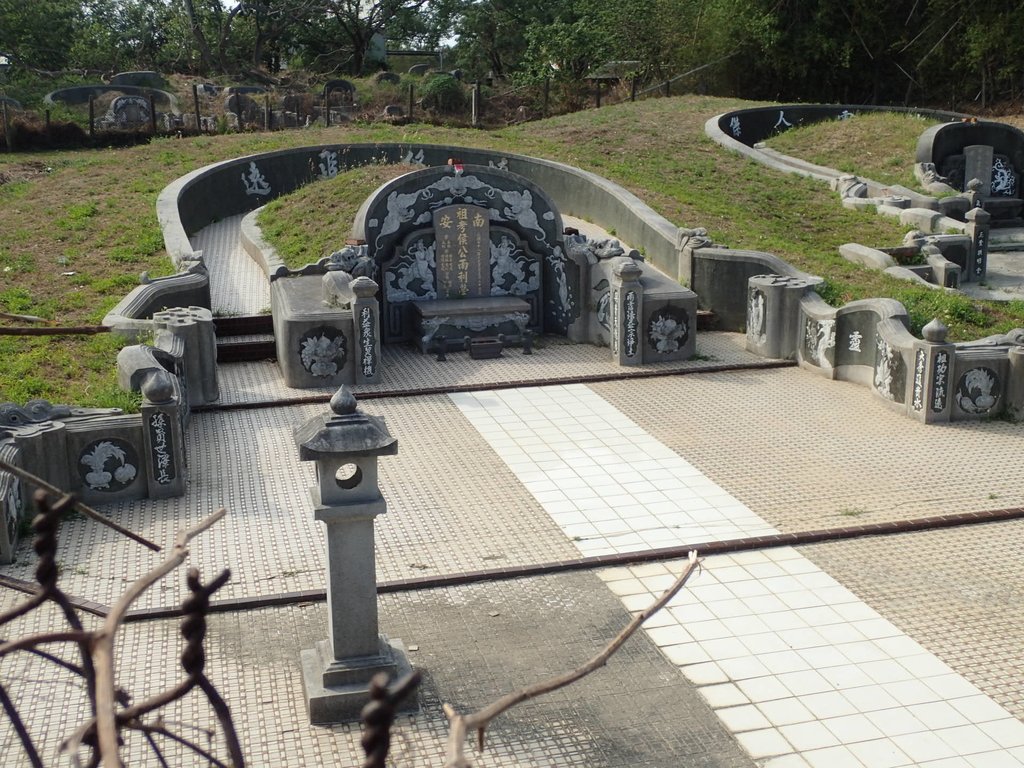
[433,204,490,298]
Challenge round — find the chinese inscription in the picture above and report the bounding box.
[912,349,926,412]
[149,412,175,485]
[242,161,271,196]
[848,331,863,352]
[623,290,639,358]
[318,149,339,180]
[359,306,376,379]
[931,351,949,412]
[729,116,741,138]
[433,205,490,298]
[974,228,987,276]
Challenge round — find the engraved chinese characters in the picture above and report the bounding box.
[433,204,489,298]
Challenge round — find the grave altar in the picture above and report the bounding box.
[266,159,698,388]
[353,163,577,350]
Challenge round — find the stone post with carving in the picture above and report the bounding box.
[294,386,412,724]
[610,259,643,366]
[964,206,991,284]
[351,277,381,385]
[139,370,187,499]
[746,274,817,360]
[911,318,956,424]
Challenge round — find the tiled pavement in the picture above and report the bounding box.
[451,383,1024,767]
[4,364,1023,766]
[193,214,270,316]
[5,212,1024,766]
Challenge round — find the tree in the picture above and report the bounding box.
[448,0,565,80]
[0,0,79,71]
[290,0,431,75]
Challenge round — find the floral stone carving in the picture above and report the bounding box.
[299,327,348,378]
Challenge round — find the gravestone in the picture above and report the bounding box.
[432,204,490,298]
[374,71,401,85]
[407,64,430,76]
[964,145,994,195]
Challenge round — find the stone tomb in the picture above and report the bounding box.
[104,95,152,129]
[354,164,569,351]
[269,161,697,387]
[915,120,1024,225]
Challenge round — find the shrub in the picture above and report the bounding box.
[419,74,466,114]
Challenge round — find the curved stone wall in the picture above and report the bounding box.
[156,143,685,279]
[708,104,966,151]
[44,85,180,112]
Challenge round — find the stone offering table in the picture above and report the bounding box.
[413,295,530,352]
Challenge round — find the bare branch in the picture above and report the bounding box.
[444,551,701,767]
[92,509,227,767]
[1,682,45,768]
[125,722,230,768]
[0,630,92,657]
[0,459,161,552]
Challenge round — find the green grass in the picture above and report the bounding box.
[257,163,419,268]
[765,111,942,190]
[3,94,1024,406]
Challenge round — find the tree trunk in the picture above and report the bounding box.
[181,0,215,74]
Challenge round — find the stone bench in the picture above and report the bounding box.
[412,296,531,352]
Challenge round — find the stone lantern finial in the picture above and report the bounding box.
[330,385,357,415]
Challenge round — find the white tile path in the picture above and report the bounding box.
[451,384,1024,767]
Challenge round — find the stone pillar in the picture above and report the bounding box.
[294,386,411,724]
[139,369,187,499]
[1006,346,1024,422]
[351,277,381,385]
[152,306,219,404]
[746,274,816,359]
[964,207,991,284]
[910,318,955,424]
[610,259,643,366]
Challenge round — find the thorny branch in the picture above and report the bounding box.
[0,487,242,767]
[0,459,160,552]
[442,550,702,768]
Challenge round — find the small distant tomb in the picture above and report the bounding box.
[916,121,1024,225]
[324,79,356,107]
[110,71,166,89]
[224,92,261,128]
[105,95,151,129]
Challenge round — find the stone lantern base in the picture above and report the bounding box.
[301,634,415,724]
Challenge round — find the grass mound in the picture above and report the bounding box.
[764,111,942,190]
[3,95,1024,405]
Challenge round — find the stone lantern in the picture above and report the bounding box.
[294,385,411,724]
